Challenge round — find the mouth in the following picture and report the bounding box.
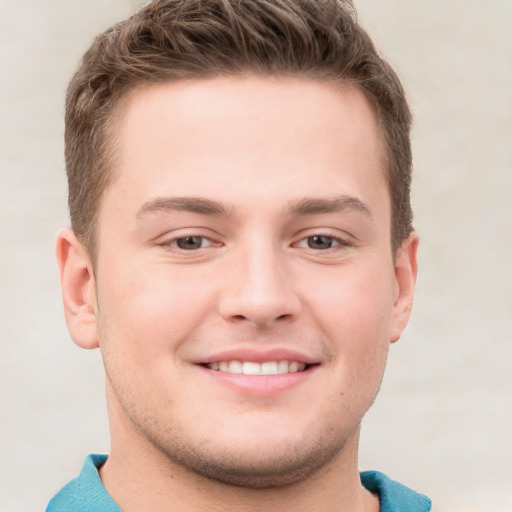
[196,348,320,395]
[202,360,310,375]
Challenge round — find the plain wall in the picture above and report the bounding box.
[0,1,510,511]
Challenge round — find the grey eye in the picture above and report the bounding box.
[307,235,334,249]
[176,236,205,250]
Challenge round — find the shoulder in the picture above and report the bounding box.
[46,454,120,512]
[361,470,432,512]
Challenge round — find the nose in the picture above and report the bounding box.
[218,241,301,328]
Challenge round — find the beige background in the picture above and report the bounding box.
[0,1,511,511]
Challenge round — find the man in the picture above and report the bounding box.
[47,0,431,510]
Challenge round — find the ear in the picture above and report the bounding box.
[55,228,99,349]
[390,232,419,343]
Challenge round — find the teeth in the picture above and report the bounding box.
[289,361,300,372]
[207,360,306,375]
[277,360,289,374]
[261,361,277,375]
[229,361,243,373]
[242,361,260,375]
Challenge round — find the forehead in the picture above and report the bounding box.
[104,76,388,219]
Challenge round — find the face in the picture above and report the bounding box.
[61,76,417,487]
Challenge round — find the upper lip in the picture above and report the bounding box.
[198,347,320,365]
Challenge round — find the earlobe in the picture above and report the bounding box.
[390,232,419,343]
[55,228,99,349]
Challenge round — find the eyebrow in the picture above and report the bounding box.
[136,197,233,219]
[287,195,371,217]
[136,194,371,220]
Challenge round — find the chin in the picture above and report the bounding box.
[145,422,353,489]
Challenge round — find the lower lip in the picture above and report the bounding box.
[198,365,317,397]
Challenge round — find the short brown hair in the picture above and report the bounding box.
[65,0,413,259]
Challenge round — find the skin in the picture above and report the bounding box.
[57,76,418,512]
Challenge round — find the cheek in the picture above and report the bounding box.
[304,262,395,343]
[96,261,217,356]
[301,262,395,399]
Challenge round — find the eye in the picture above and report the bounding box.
[174,236,211,250]
[306,235,336,250]
[294,233,349,251]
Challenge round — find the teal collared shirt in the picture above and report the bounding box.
[47,454,432,511]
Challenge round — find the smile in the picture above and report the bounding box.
[206,360,307,375]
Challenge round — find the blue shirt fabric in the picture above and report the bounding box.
[47,454,431,512]
[46,455,120,512]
